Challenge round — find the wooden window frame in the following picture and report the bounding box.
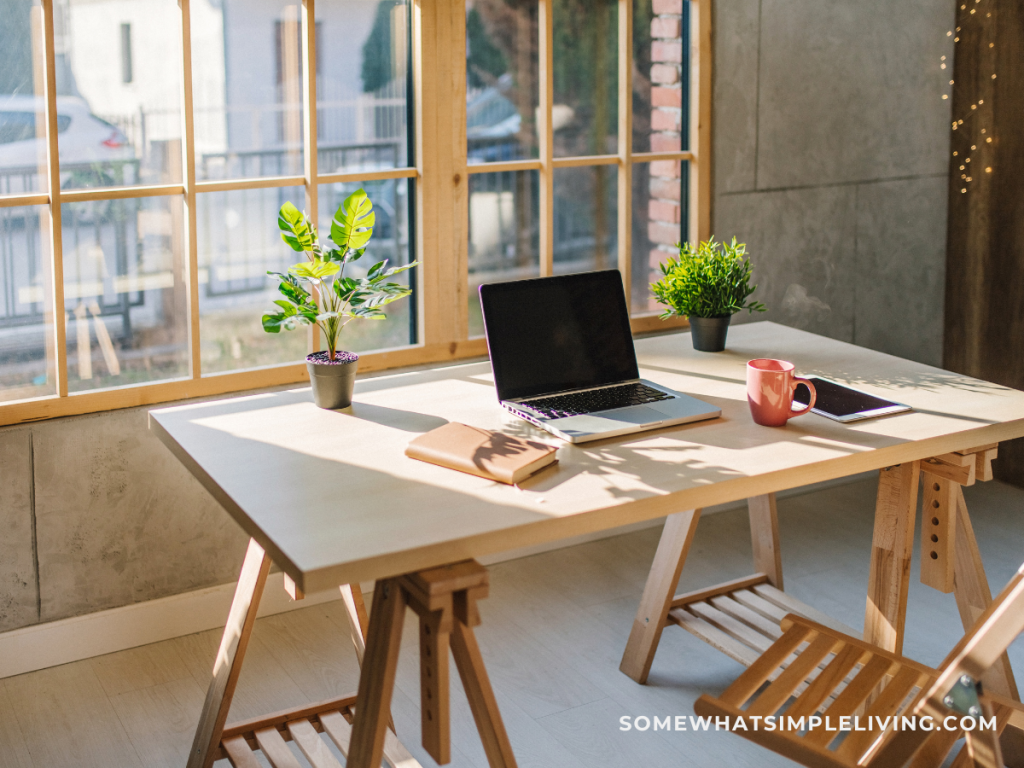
[0,0,710,426]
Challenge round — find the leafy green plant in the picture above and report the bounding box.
[262,189,418,361]
[650,237,766,319]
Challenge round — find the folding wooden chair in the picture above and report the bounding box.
[695,562,1024,768]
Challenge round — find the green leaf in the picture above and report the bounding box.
[289,259,340,282]
[330,188,375,253]
[278,201,316,253]
[649,237,766,318]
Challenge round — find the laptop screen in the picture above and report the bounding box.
[479,270,640,402]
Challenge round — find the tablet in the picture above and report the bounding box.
[793,377,911,423]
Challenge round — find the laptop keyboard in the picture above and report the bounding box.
[518,383,673,419]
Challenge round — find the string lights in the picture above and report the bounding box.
[945,0,996,194]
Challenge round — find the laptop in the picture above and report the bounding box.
[479,270,722,443]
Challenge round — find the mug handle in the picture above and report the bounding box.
[789,378,817,418]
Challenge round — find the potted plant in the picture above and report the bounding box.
[262,188,418,409]
[650,237,766,352]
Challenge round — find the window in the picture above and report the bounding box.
[0,0,708,424]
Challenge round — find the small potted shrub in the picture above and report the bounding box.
[650,237,765,352]
[262,188,417,409]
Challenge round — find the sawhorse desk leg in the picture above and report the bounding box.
[620,494,798,684]
[185,538,418,768]
[348,560,517,768]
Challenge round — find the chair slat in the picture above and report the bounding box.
[805,655,894,748]
[718,623,814,707]
[254,726,304,768]
[747,634,840,717]
[288,718,343,768]
[783,642,864,721]
[834,665,926,763]
[222,735,262,768]
[908,726,963,768]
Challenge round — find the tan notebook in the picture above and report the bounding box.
[405,422,558,485]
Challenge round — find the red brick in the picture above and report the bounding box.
[653,0,683,13]
[651,133,682,152]
[651,17,681,39]
[651,86,682,108]
[650,177,681,200]
[650,160,681,178]
[649,199,680,223]
[649,247,675,270]
[650,63,679,85]
[650,108,681,131]
[649,221,681,246]
[652,40,683,63]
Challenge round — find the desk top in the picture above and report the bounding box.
[150,322,1024,592]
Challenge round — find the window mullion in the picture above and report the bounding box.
[538,0,554,277]
[302,0,320,354]
[40,0,68,397]
[413,0,468,345]
[617,0,634,312]
[178,0,202,379]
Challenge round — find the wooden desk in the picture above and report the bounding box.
[151,322,1024,768]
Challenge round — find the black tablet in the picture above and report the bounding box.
[793,377,911,423]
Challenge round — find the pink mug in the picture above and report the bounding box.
[746,359,817,427]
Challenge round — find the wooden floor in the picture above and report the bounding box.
[1,476,1022,768]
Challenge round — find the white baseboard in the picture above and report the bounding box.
[0,472,870,679]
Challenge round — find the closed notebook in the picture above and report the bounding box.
[405,422,558,485]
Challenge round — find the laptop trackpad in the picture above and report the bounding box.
[551,406,665,432]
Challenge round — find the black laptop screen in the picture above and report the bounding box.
[479,271,640,402]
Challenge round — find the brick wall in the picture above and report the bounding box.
[646,0,684,311]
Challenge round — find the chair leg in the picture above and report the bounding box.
[620,508,701,683]
[864,462,920,655]
[749,493,783,589]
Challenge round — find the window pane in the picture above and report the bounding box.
[633,0,688,153]
[553,0,617,158]
[465,0,538,164]
[317,179,415,352]
[60,0,182,188]
[0,204,56,402]
[318,0,412,173]
[553,165,617,274]
[0,0,48,194]
[192,2,305,180]
[468,170,539,337]
[197,186,307,373]
[632,160,687,313]
[62,195,189,391]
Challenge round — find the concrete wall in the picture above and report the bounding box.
[0,0,956,633]
[0,410,248,632]
[716,0,954,367]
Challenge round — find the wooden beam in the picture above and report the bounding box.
[944,0,1024,488]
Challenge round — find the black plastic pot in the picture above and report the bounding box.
[306,351,359,409]
[688,314,732,352]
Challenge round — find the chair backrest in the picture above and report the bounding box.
[871,562,1024,767]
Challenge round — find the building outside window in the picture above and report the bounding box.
[0,0,707,423]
